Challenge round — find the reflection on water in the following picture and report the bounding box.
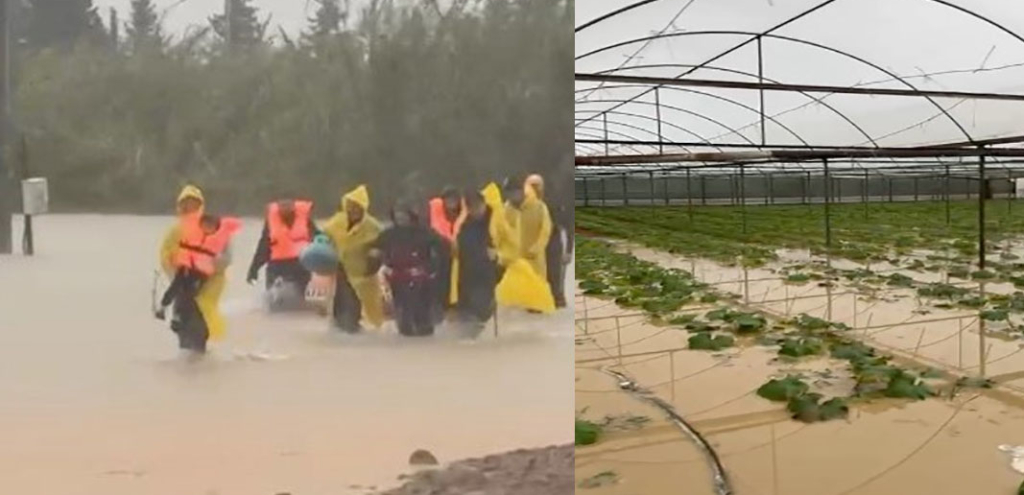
[0,215,573,495]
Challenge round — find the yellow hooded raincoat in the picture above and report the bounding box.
[321,185,386,328]
[158,185,229,341]
[473,183,554,314]
[505,186,553,279]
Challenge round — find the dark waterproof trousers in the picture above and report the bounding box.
[547,229,567,308]
[332,266,364,333]
[171,293,208,353]
[392,279,435,337]
[265,258,312,291]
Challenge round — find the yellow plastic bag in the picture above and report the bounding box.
[496,259,555,313]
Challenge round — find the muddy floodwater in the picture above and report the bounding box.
[0,215,573,495]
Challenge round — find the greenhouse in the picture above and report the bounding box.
[574,1,1024,494]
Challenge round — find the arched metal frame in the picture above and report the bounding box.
[575,0,1024,179]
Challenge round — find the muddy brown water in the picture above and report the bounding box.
[575,243,1024,495]
[0,215,573,495]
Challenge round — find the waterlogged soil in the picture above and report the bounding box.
[0,215,574,495]
[575,243,1024,495]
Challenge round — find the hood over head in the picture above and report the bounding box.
[342,185,370,211]
[177,184,204,205]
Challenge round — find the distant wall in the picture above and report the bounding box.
[575,175,1014,206]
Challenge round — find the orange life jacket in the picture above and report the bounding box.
[429,197,458,242]
[175,215,243,276]
[267,200,313,261]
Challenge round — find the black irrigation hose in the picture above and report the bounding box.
[603,368,733,495]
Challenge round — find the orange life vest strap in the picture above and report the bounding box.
[429,198,456,242]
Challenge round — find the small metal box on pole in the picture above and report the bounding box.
[21,177,48,255]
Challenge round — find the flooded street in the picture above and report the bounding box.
[0,215,573,495]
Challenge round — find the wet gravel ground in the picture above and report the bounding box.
[377,445,574,495]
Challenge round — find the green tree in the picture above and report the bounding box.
[314,0,349,35]
[125,0,164,54]
[209,0,268,50]
[14,0,572,214]
[25,0,105,50]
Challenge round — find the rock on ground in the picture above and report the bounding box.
[377,445,574,495]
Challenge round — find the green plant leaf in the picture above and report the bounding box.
[971,269,996,280]
[734,314,767,334]
[575,419,601,446]
[786,273,811,284]
[981,309,1010,322]
[787,394,849,423]
[689,333,735,351]
[778,337,824,358]
[706,308,735,322]
[668,314,697,326]
[757,376,810,402]
[883,372,933,400]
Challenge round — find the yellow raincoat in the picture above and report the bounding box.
[459,183,554,314]
[321,185,385,328]
[158,185,229,341]
[505,186,553,279]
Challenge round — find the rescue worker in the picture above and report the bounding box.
[246,199,320,298]
[451,190,500,332]
[156,214,243,353]
[505,176,553,280]
[489,181,556,314]
[526,174,569,308]
[377,201,447,337]
[158,185,232,347]
[427,187,462,322]
[322,185,385,333]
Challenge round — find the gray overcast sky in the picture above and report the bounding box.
[576,0,1024,151]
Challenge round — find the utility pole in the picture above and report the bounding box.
[0,0,11,255]
[224,0,233,50]
[110,8,119,50]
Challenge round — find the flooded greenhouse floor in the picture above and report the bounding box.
[574,242,1024,495]
[0,215,573,495]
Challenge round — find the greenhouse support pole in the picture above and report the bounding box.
[687,168,694,222]
[769,173,775,205]
[823,158,834,322]
[663,175,670,206]
[835,177,842,204]
[740,166,748,235]
[823,159,833,257]
[621,174,629,206]
[757,35,766,147]
[764,173,770,205]
[602,114,609,156]
[803,171,810,205]
[945,165,951,225]
[649,171,656,207]
[1008,171,1013,215]
[0,0,9,255]
[655,88,664,155]
[913,176,919,202]
[888,178,894,203]
[701,175,707,205]
[601,177,607,207]
[862,169,869,219]
[583,178,590,207]
[978,154,987,378]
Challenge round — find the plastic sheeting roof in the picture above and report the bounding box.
[575,0,1024,176]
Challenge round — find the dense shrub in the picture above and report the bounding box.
[12,0,571,215]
